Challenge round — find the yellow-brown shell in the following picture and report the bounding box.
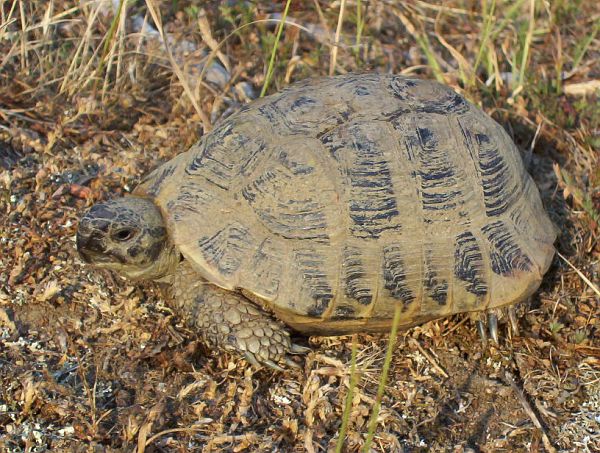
[135,74,556,334]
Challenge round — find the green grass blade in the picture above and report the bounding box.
[415,32,444,83]
[335,334,359,453]
[362,304,402,452]
[354,0,365,62]
[470,0,496,87]
[94,0,125,87]
[516,0,536,91]
[260,0,292,97]
[491,0,528,41]
[572,18,599,71]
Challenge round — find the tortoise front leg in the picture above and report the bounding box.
[191,286,309,370]
[170,265,308,370]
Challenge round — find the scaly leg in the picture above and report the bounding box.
[169,264,308,370]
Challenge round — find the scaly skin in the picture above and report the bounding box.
[169,262,308,370]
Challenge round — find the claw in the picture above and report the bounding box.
[245,350,300,371]
[507,306,520,336]
[290,343,311,354]
[488,311,499,344]
[244,351,261,368]
[476,319,487,344]
[285,357,302,369]
[263,359,285,372]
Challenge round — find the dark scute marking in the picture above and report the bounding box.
[323,124,401,239]
[242,168,329,242]
[401,123,462,211]
[420,91,468,115]
[290,95,317,111]
[424,251,448,306]
[307,300,330,317]
[354,85,370,96]
[343,247,373,305]
[296,250,334,317]
[170,183,214,221]
[237,104,251,114]
[331,305,357,320]
[417,127,436,148]
[421,168,454,181]
[143,163,176,196]
[320,130,345,155]
[388,77,470,116]
[216,122,235,139]
[389,77,411,101]
[258,98,315,135]
[482,221,532,276]
[258,103,279,123]
[383,107,412,122]
[198,224,250,276]
[186,155,230,191]
[184,123,241,190]
[382,245,415,307]
[186,151,205,174]
[475,132,519,217]
[268,86,353,137]
[248,239,280,298]
[278,150,314,175]
[335,73,381,89]
[454,231,488,296]
[238,139,267,176]
[426,277,448,305]
[422,191,459,205]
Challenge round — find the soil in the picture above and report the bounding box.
[1,1,598,452]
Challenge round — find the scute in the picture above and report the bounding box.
[135,73,556,333]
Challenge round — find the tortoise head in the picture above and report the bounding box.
[76,197,180,280]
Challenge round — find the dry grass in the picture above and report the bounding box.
[0,1,598,451]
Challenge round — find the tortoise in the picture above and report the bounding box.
[76,73,556,370]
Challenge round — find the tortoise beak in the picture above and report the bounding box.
[76,230,96,264]
[76,217,106,263]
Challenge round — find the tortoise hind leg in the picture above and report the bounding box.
[470,303,522,344]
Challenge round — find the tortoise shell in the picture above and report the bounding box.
[135,73,556,334]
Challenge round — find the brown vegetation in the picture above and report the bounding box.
[0,1,598,451]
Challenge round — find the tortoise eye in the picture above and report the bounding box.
[113,228,135,242]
